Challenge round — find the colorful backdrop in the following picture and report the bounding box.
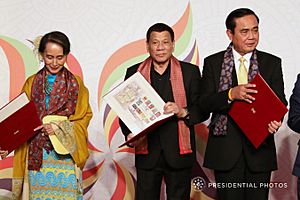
[0,1,299,199]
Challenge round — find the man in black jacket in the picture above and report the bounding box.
[119,23,207,200]
[200,8,287,200]
[288,74,300,200]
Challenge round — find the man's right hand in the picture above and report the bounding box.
[127,133,146,147]
[127,133,137,147]
[230,83,257,103]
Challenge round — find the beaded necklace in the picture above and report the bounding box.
[44,75,52,95]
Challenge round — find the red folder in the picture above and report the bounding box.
[228,74,288,148]
[0,93,41,153]
[118,115,173,148]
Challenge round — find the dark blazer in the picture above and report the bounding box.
[288,74,300,176]
[119,61,207,169]
[200,50,287,172]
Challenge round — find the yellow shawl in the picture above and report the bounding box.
[12,73,92,199]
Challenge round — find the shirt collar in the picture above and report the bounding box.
[233,47,252,60]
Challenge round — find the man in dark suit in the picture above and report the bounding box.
[119,23,207,200]
[199,8,287,200]
[288,74,300,200]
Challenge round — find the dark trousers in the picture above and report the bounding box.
[298,178,300,200]
[214,154,271,200]
[136,153,192,200]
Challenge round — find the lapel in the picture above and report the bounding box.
[232,66,238,86]
[256,50,271,83]
[257,50,264,74]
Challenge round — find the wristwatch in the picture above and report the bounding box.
[184,107,190,119]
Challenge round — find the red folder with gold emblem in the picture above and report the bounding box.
[228,74,288,148]
[0,93,41,153]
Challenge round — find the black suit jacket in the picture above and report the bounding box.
[119,61,207,169]
[200,50,287,172]
[288,74,300,176]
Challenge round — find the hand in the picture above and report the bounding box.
[230,83,257,103]
[268,120,282,134]
[127,133,137,147]
[164,102,187,118]
[0,150,8,159]
[34,124,55,136]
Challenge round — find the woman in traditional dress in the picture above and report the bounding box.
[12,31,92,200]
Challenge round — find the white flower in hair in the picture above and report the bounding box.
[27,35,43,64]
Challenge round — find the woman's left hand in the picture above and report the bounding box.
[34,124,55,136]
[0,150,8,159]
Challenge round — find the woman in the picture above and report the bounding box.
[12,31,92,200]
